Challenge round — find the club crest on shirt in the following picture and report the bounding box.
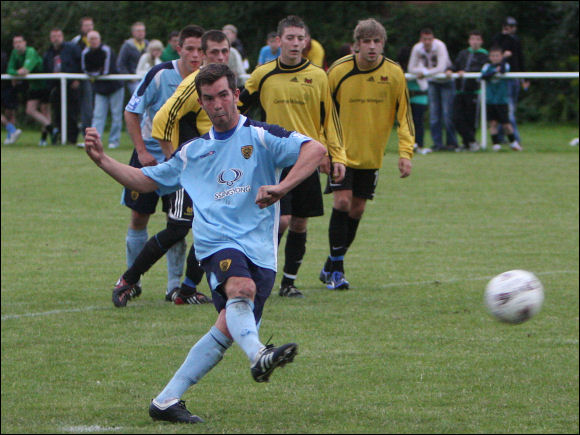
[220,259,232,272]
[241,145,253,159]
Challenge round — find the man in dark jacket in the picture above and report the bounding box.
[117,21,148,95]
[43,28,82,144]
[491,17,528,143]
[446,30,489,151]
[81,30,124,148]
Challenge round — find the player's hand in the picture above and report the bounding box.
[84,127,105,164]
[332,162,346,183]
[255,185,285,209]
[137,150,158,167]
[319,155,331,174]
[399,158,412,178]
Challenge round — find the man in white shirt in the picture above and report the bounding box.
[408,28,458,151]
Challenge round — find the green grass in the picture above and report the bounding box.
[1,123,578,433]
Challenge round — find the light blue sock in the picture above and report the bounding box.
[6,123,16,135]
[126,228,148,268]
[166,238,186,292]
[155,326,232,404]
[225,298,263,362]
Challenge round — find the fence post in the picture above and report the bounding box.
[480,79,487,150]
[60,77,67,144]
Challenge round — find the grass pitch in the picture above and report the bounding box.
[1,124,578,433]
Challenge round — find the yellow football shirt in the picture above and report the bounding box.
[240,58,345,164]
[327,54,414,169]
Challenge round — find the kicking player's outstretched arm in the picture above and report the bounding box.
[255,139,326,209]
[84,127,159,193]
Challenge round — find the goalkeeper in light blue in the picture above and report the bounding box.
[84,63,332,424]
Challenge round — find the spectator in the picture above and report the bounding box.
[160,31,179,62]
[408,28,458,151]
[71,17,95,142]
[136,39,164,76]
[7,34,53,146]
[2,49,22,145]
[81,30,124,149]
[446,30,489,152]
[117,21,149,95]
[223,24,249,70]
[337,42,354,59]
[43,27,83,145]
[398,46,430,154]
[491,16,528,144]
[302,26,326,69]
[257,32,281,65]
[226,44,248,88]
[481,46,522,152]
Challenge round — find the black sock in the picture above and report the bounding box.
[185,244,204,285]
[124,223,189,284]
[282,230,306,286]
[507,133,516,142]
[491,134,501,144]
[328,208,349,272]
[346,216,361,251]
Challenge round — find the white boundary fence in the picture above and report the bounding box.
[2,71,579,146]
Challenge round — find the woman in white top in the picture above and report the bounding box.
[136,39,164,76]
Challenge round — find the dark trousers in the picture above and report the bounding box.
[411,103,427,148]
[453,93,478,146]
[49,83,80,144]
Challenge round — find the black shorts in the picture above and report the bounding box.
[122,149,161,214]
[325,167,379,200]
[27,87,50,103]
[162,188,194,226]
[487,104,509,124]
[279,167,324,217]
[1,85,18,109]
[201,248,275,323]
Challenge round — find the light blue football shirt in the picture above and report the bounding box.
[125,60,182,162]
[141,115,312,271]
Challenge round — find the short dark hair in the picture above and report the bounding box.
[201,30,229,52]
[489,45,503,53]
[168,30,179,40]
[420,27,434,36]
[267,31,278,40]
[179,25,205,46]
[277,15,306,37]
[195,63,237,96]
[469,30,482,37]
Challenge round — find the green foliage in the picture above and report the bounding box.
[1,1,578,121]
[1,124,579,433]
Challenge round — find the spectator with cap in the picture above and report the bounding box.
[491,16,528,144]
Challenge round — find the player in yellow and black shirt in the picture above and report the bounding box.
[319,18,415,290]
[239,15,346,298]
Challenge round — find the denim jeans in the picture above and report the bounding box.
[79,80,94,134]
[428,81,458,148]
[498,79,521,142]
[92,86,125,145]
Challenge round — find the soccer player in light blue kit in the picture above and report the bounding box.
[84,63,327,424]
[118,25,205,303]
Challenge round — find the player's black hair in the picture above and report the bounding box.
[201,30,229,52]
[195,63,237,95]
[277,15,306,37]
[178,25,205,47]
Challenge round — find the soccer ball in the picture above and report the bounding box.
[484,270,544,324]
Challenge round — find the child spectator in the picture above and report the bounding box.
[136,39,164,76]
[481,46,522,151]
[257,32,280,65]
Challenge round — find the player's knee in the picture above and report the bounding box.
[224,276,256,300]
[289,217,307,233]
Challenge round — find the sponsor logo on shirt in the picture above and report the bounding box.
[215,168,251,200]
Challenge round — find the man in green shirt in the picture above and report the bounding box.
[7,34,54,146]
[160,31,180,62]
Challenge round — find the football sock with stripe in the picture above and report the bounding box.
[154,326,232,404]
[225,298,263,362]
[328,208,349,272]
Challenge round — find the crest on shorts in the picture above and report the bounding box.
[241,145,253,159]
[220,259,232,272]
[131,191,139,201]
